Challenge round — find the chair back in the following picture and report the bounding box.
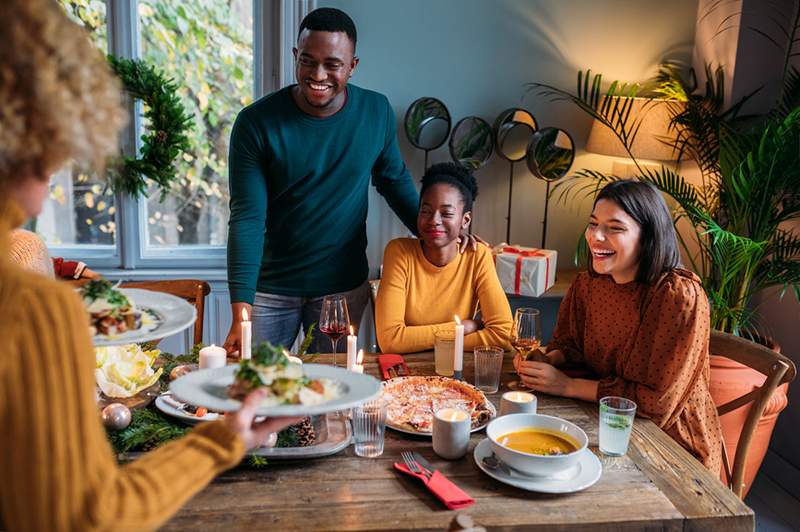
[368,279,381,352]
[709,329,796,498]
[120,279,211,346]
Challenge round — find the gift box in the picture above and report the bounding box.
[492,245,557,297]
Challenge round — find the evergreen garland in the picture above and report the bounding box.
[106,55,193,199]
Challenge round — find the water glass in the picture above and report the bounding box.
[473,345,504,393]
[599,396,637,456]
[434,330,455,377]
[352,398,387,458]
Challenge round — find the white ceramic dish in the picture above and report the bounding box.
[474,438,602,494]
[91,289,196,347]
[386,401,496,437]
[155,393,221,425]
[486,413,589,477]
[169,364,382,417]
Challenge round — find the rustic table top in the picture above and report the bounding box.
[164,353,753,531]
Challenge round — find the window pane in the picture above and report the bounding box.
[43,1,115,247]
[140,0,254,246]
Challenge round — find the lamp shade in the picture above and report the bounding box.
[585,97,681,161]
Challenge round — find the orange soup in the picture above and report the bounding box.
[498,428,578,455]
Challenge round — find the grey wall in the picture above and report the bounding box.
[320,0,698,274]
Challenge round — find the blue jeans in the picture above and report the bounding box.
[251,281,371,356]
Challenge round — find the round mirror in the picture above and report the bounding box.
[526,127,575,181]
[493,108,538,162]
[448,116,493,169]
[404,97,451,151]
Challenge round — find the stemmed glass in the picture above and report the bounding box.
[508,307,542,391]
[319,295,350,367]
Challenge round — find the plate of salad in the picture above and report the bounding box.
[170,343,381,416]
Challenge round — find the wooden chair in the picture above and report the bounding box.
[709,329,796,498]
[368,279,381,352]
[119,280,210,346]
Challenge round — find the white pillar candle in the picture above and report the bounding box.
[432,407,471,460]
[241,308,252,360]
[499,391,538,416]
[346,325,357,370]
[352,349,364,374]
[453,315,464,380]
[199,344,227,370]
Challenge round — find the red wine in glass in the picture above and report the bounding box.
[319,295,350,367]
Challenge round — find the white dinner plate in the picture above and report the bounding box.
[473,438,602,494]
[169,364,382,416]
[386,401,496,437]
[155,393,221,425]
[91,289,196,347]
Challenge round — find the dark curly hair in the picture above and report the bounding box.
[420,162,479,213]
[298,8,357,51]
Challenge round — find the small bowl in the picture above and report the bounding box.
[486,413,588,477]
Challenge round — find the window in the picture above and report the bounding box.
[139,0,253,247]
[47,0,287,269]
[40,1,116,250]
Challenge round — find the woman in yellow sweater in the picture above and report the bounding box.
[0,2,299,530]
[376,162,512,353]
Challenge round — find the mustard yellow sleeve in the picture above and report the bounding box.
[464,246,512,350]
[0,282,245,532]
[375,239,454,353]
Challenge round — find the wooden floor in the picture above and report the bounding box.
[746,471,800,531]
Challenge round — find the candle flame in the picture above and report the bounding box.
[350,325,354,336]
[454,314,461,325]
[356,349,363,364]
[242,308,249,321]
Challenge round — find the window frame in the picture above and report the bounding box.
[47,0,313,272]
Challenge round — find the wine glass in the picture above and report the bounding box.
[319,295,350,367]
[508,307,542,391]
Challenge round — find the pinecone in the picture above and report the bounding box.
[293,417,316,447]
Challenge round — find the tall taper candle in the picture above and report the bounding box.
[241,308,252,360]
[453,315,464,380]
[346,325,357,370]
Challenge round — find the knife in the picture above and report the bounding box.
[412,451,437,476]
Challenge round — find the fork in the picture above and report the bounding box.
[401,451,431,479]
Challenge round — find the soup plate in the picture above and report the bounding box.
[486,413,588,477]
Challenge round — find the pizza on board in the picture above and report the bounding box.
[382,376,493,433]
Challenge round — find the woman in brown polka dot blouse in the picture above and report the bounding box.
[515,180,722,472]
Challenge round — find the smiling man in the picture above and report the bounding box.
[224,8,420,354]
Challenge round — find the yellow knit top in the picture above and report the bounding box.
[0,199,245,531]
[376,238,512,353]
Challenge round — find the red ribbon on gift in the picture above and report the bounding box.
[497,246,551,296]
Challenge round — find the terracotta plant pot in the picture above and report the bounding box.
[708,336,790,497]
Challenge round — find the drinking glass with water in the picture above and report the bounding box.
[352,398,387,458]
[599,396,637,456]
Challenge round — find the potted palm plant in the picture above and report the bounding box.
[528,62,800,493]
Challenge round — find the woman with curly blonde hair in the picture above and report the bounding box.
[0,1,299,530]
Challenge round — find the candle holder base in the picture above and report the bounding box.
[452,370,463,381]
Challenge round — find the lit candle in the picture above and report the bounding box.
[453,315,464,381]
[352,349,364,374]
[241,308,252,360]
[432,407,470,459]
[499,391,537,416]
[199,344,227,369]
[346,325,357,370]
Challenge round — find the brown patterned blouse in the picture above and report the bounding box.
[548,269,722,472]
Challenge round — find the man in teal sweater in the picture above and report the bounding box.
[224,8,419,355]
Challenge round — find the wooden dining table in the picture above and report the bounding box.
[164,352,754,531]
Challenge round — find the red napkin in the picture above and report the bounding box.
[378,354,408,380]
[393,463,475,510]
